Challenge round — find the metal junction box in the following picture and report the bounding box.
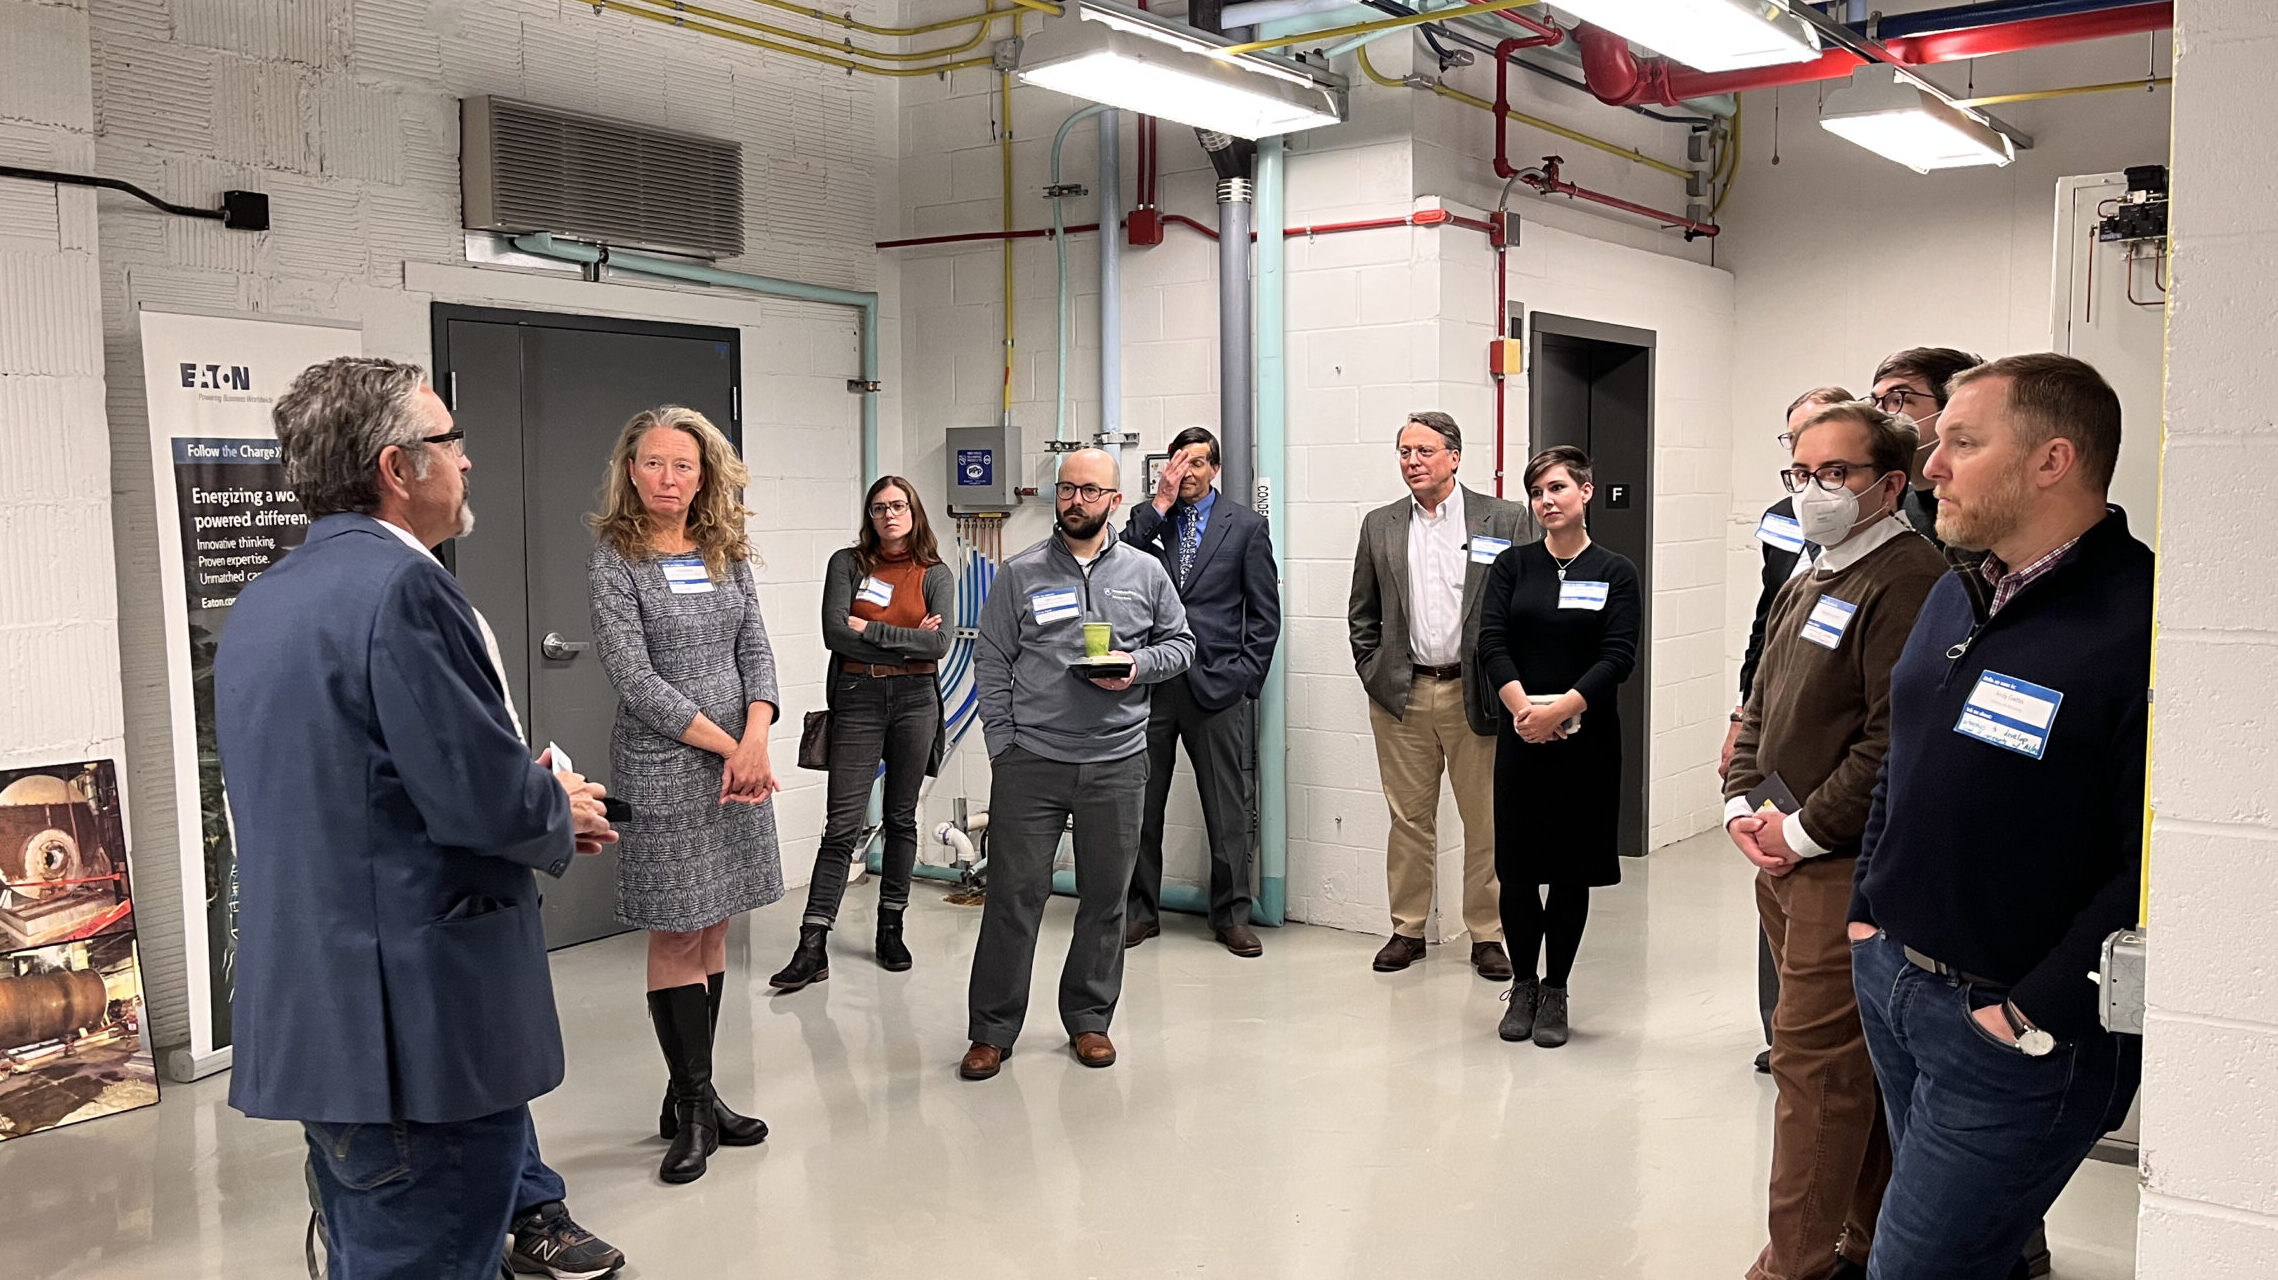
[945,425,1018,515]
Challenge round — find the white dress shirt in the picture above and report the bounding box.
[1405,484,1468,667]
[377,517,523,740]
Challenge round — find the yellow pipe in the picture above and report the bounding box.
[1955,77,2171,109]
[1357,46,1692,181]
[740,0,1008,38]
[1710,100,1740,217]
[593,0,996,76]
[616,0,999,63]
[1219,0,1543,57]
[1003,0,1063,14]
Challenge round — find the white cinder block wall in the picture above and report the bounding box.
[76,0,891,1047]
[891,31,1734,937]
[0,0,125,777]
[2138,2,2278,1273]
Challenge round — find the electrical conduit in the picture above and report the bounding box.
[1051,104,1113,444]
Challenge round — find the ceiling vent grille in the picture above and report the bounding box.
[461,96,744,260]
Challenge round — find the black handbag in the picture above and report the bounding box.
[798,709,831,772]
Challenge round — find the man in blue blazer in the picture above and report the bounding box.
[216,357,616,1280]
[1120,427,1282,956]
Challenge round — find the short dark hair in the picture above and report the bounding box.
[1785,385,1855,418]
[1874,346,1983,406]
[1401,411,1462,453]
[1167,426,1220,467]
[1948,352,2123,491]
[1523,445,1593,492]
[1793,401,1917,479]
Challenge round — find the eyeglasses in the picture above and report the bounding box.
[1396,445,1447,462]
[868,500,911,518]
[1780,461,1880,494]
[1871,387,1934,414]
[1054,482,1113,502]
[421,429,465,456]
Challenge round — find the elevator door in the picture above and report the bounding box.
[432,305,741,949]
[1529,314,1655,858]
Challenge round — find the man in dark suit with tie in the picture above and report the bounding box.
[215,357,618,1279]
[1120,427,1282,956]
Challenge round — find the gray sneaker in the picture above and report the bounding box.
[1498,977,1539,1042]
[1533,985,1571,1048]
[508,1201,625,1279]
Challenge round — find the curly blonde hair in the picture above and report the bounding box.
[588,406,754,578]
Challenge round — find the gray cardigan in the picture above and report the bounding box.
[820,547,955,668]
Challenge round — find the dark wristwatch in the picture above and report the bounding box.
[2002,999,2057,1057]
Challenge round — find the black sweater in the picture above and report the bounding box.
[1477,541,1641,717]
[1850,508,2152,1039]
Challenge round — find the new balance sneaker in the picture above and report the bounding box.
[508,1201,625,1280]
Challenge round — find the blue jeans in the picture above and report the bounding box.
[304,1105,530,1280]
[514,1110,567,1215]
[1852,932,2138,1280]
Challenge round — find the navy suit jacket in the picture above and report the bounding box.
[1121,493,1281,711]
[215,514,575,1125]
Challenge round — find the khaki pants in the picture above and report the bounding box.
[1751,855,1893,1280]
[1368,674,1500,942]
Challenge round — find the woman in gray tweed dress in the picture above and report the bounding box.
[588,405,780,1186]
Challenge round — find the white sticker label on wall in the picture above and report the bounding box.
[1469,535,1512,565]
[1558,580,1610,611]
[1954,671,2064,760]
[1756,512,1807,554]
[1800,595,1858,649]
[856,575,894,608]
[1030,588,1080,624]
[662,558,714,594]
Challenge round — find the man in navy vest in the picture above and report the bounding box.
[216,357,618,1279]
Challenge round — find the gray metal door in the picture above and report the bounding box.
[433,306,740,948]
[1529,313,1655,858]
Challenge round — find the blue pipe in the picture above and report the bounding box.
[507,232,880,481]
[1870,0,2155,39]
[1252,136,1289,929]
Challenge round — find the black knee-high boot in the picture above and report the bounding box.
[657,973,768,1146]
[648,984,719,1184]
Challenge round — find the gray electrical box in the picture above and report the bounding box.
[945,425,1018,514]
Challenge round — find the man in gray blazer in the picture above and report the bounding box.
[1348,412,1534,977]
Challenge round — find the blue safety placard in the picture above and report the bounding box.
[957,448,994,487]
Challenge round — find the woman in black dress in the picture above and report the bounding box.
[1477,446,1641,1048]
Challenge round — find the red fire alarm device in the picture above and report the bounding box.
[1489,337,1523,376]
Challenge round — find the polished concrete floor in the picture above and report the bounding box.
[8,831,2139,1279]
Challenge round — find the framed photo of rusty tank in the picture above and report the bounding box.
[0,760,157,1141]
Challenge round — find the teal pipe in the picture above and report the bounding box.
[1252,136,1289,928]
[1051,104,1112,444]
[1322,0,1473,56]
[508,232,881,480]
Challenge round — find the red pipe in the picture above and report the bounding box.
[879,209,1496,249]
[1520,155,1720,239]
[1576,3,2171,107]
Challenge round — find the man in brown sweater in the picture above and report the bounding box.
[1726,401,1947,1280]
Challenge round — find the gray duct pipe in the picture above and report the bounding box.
[1216,176,1256,508]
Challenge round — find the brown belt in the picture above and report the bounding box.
[1411,663,1463,681]
[841,660,938,678]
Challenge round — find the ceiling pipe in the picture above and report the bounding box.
[1574,1,2171,108]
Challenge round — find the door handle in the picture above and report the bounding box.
[541,632,589,661]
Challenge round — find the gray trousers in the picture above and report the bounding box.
[967,745,1149,1046]
[1132,676,1257,931]
[802,671,938,928]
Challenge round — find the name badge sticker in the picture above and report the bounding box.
[661,558,714,595]
[1756,512,1807,554]
[1954,671,2065,760]
[1030,588,1080,625]
[1558,580,1610,611]
[1800,595,1858,649]
[856,575,894,608]
[1469,535,1512,565]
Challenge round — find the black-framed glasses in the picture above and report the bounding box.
[1780,461,1879,494]
[1871,387,1934,414]
[1054,482,1112,503]
[421,429,466,456]
[868,500,911,518]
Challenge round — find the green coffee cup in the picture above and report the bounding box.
[1083,621,1112,658]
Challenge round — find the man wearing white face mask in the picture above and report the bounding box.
[1724,402,1945,1280]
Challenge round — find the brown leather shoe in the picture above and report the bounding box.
[1471,940,1513,981]
[959,1042,1010,1080]
[1123,918,1159,949]
[1071,1031,1117,1068]
[1372,934,1426,972]
[1216,923,1263,957]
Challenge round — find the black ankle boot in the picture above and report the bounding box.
[648,985,718,1184]
[1532,984,1571,1049]
[659,974,769,1146]
[876,908,912,972]
[769,924,830,992]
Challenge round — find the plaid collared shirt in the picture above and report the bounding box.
[1981,536,2083,615]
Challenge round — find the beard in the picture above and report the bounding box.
[453,500,476,540]
[1056,505,1107,541]
[1934,466,2029,551]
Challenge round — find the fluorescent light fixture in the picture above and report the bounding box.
[1550,0,1822,73]
[1819,66,2015,173]
[1014,3,1346,140]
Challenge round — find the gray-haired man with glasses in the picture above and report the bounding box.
[961,448,1194,1081]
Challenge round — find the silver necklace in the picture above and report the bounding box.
[1549,541,1589,580]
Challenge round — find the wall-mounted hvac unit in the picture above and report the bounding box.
[461,96,744,261]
